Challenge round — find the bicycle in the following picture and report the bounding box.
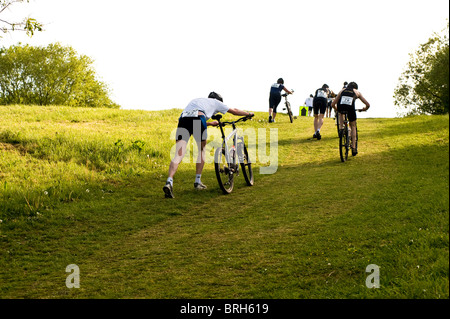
[338,109,365,162]
[212,114,254,194]
[281,90,294,123]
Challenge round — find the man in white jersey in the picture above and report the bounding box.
[305,94,314,117]
[163,92,254,198]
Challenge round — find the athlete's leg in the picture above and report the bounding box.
[317,114,325,131]
[195,140,207,175]
[168,139,188,179]
[350,121,357,149]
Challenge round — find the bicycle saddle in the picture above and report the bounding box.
[212,114,222,120]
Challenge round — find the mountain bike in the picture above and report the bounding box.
[338,109,364,162]
[212,114,254,194]
[282,90,294,123]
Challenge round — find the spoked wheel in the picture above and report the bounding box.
[339,127,349,162]
[214,147,234,194]
[287,102,294,123]
[238,143,253,186]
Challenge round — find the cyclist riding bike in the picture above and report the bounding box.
[268,78,293,123]
[331,82,370,156]
[163,92,254,198]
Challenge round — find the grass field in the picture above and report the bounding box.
[0,105,448,299]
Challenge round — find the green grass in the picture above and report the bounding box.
[0,105,448,299]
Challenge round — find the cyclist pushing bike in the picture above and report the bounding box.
[332,82,370,156]
[163,92,254,198]
[268,78,293,123]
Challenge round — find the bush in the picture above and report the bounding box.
[0,43,120,108]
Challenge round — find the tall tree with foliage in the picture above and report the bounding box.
[0,43,120,108]
[394,22,449,115]
[1,0,42,37]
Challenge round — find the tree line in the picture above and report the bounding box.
[1,1,118,108]
[0,43,119,108]
[394,21,449,115]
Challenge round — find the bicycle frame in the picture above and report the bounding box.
[216,117,247,168]
[282,92,294,123]
[213,115,254,194]
[221,126,239,168]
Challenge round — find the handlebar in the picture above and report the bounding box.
[212,114,254,126]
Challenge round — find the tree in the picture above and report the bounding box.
[1,0,42,37]
[394,22,449,115]
[0,43,120,108]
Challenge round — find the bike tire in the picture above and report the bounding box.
[339,127,349,162]
[239,143,254,186]
[336,114,340,135]
[214,147,234,194]
[287,102,293,123]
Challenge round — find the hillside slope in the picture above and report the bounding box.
[0,105,448,299]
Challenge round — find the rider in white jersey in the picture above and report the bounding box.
[163,92,254,198]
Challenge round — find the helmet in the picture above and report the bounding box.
[277,78,284,84]
[208,92,223,102]
[322,84,329,89]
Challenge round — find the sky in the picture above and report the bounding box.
[1,0,449,118]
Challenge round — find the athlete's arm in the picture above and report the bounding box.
[228,108,254,117]
[331,90,344,110]
[283,87,293,95]
[354,90,370,111]
[207,121,219,127]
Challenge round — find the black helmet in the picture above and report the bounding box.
[322,84,329,89]
[208,92,223,102]
[277,78,284,84]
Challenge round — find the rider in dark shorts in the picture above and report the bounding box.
[332,82,371,156]
[313,84,331,140]
[163,92,254,198]
[268,78,293,123]
[176,115,208,143]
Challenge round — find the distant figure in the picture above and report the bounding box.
[326,90,337,118]
[312,84,331,140]
[268,78,293,123]
[305,94,314,116]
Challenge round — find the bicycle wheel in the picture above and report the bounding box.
[339,126,349,162]
[287,102,293,123]
[238,143,253,186]
[214,147,234,194]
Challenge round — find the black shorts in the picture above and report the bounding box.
[313,97,327,115]
[269,94,282,113]
[337,105,357,122]
[176,115,207,142]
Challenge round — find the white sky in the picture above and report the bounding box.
[1,0,449,118]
